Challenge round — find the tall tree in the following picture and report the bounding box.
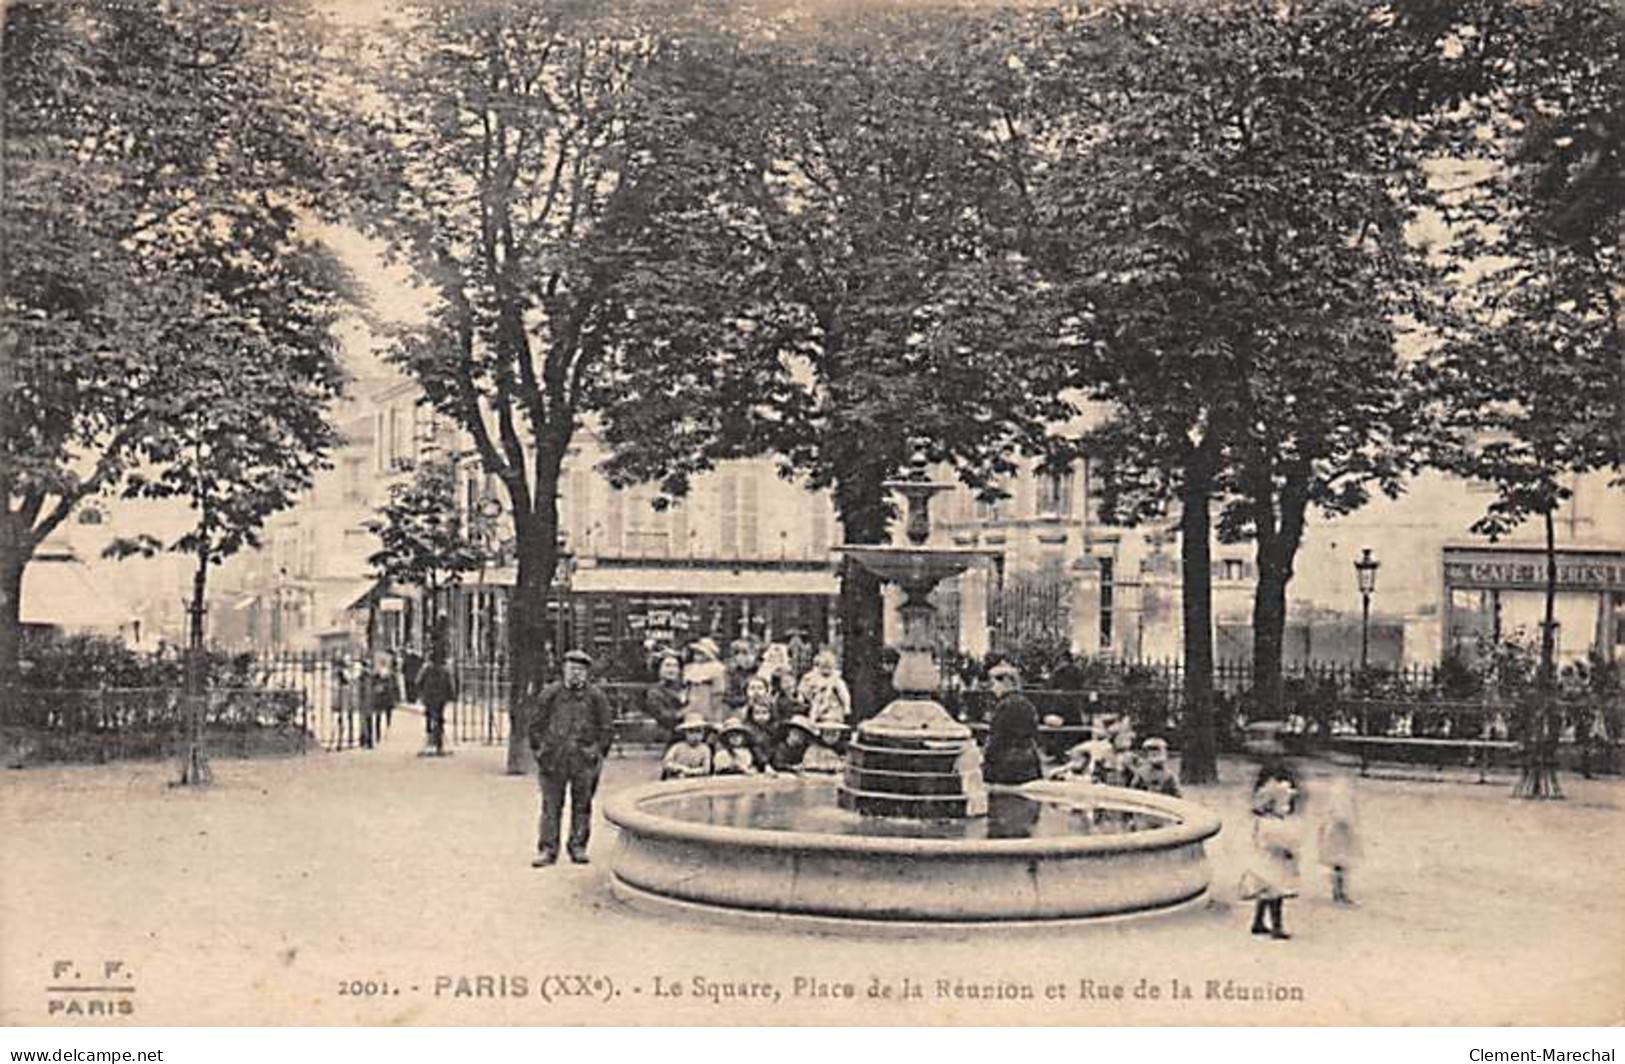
[592,13,1082,717]
[365,453,486,648]
[1421,0,1622,734]
[105,237,350,647]
[1005,0,1519,779]
[335,2,737,771]
[1,0,335,683]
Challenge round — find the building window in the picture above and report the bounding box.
[604,486,626,556]
[625,489,669,557]
[740,473,760,558]
[975,488,1007,523]
[343,457,366,505]
[809,505,829,559]
[719,475,739,556]
[1099,556,1114,651]
[1036,468,1073,518]
[1222,558,1245,582]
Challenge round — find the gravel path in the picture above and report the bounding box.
[3,713,1621,1025]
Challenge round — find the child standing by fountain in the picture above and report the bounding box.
[1317,772,1363,905]
[799,650,852,724]
[1242,762,1303,940]
[661,713,714,779]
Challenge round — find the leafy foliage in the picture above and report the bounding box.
[2,0,342,675]
[365,456,484,596]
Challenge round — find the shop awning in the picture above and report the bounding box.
[571,565,839,597]
[20,550,139,632]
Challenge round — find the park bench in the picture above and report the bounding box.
[1333,734,1520,783]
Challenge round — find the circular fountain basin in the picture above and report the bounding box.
[604,776,1221,924]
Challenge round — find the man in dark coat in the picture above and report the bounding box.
[982,661,1043,785]
[416,652,456,757]
[975,662,1040,786]
[526,649,616,867]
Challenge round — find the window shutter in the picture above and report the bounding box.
[719,475,739,555]
[740,473,760,558]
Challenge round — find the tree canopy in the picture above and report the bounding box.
[1,0,343,680]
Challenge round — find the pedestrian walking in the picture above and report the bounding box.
[416,653,455,757]
[525,649,616,867]
[1318,772,1363,905]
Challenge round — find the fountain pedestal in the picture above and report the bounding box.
[836,471,998,819]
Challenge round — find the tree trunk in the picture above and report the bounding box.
[1251,553,1289,719]
[1514,505,1564,800]
[178,543,212,786]
[839,557,887,722]
[833,474,891,723]
[1179,443,1219,785]
[1250,487,1307,721]
[0,535,25,690]
[505,481,561,775]
[1540,506,1557,690]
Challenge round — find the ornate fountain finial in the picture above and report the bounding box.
[889,439,946,547]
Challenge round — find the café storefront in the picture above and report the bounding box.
[1443,544,1625,663]
[445,558,840,679]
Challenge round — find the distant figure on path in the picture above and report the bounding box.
[526,649,615,867]
[416,653,455,757]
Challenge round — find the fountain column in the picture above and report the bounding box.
[835,460,1000,819]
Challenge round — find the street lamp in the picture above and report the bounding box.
[1353,547,1380,671]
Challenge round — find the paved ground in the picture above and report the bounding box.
[2,710,1621,1026]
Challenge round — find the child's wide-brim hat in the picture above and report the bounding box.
[786,715,818,737]
[719,717,751,739]
[678,712,711,733]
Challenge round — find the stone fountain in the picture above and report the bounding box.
[603,453,1221,926]
[835,459,998,819]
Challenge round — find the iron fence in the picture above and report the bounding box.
[6,649,1616,772]
[0,684,314,762]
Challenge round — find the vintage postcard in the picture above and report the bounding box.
[3,0,1622,1030]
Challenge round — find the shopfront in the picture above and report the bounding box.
[1443,545,1625,663]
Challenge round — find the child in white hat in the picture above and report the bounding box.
[660,712,714,780]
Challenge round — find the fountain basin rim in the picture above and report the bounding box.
[603,775,1221,859]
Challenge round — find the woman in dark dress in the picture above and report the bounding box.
[643,652,688,744]
[982,661,1043,785]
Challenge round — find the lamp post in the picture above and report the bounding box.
[1353,547,1380,671]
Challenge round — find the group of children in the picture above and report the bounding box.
[1241,760,1364,940]
[660,710,849,779]
[1047,717,1183,797]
